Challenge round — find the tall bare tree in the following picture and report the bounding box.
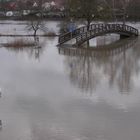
[127,0,140,20]
[120,0,130,24]
[67,0,111,30]
[26,19,47,36]
[103,0,117,21]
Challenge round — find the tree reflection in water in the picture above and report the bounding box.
[3,37,46,60]
[59,37,140,94]
[0,93,1,131]
[0,120,2,131]
[0,89,2,131]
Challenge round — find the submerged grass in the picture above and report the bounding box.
[44,31,57,36]
[4,39,35,48]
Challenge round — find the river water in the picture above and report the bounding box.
[0,21,140,140]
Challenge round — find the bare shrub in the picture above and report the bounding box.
[26,19,47,36]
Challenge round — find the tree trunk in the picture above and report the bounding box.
[122,10,126,25]
[34,30,37,36]
[123,15,126,25]
[86,19,91,47]
[87,19,91,31]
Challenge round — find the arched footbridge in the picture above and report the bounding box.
[58,24,139,46]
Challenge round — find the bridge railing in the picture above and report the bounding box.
[59,24,138,45]
[59,26,88,45]
[75,24,138,46]
[59,24,106,44]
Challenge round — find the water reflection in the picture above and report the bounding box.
[0,89,1,97]
[0,120,2,131]
[0,92,2,131]
[59,37,140,94]
[3,37,46,60]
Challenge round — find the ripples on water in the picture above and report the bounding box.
[0,26,140,140]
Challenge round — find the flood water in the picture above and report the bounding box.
[0,21,140,140]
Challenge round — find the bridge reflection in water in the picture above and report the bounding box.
[58,37,139,94]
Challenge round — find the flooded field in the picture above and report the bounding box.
[0,21,140,140]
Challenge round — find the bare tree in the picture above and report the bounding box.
[120,0,130,24]
[127,0,140,20]
[103,0,117,21]
[26,19,47,36]
[66,0,111,30]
